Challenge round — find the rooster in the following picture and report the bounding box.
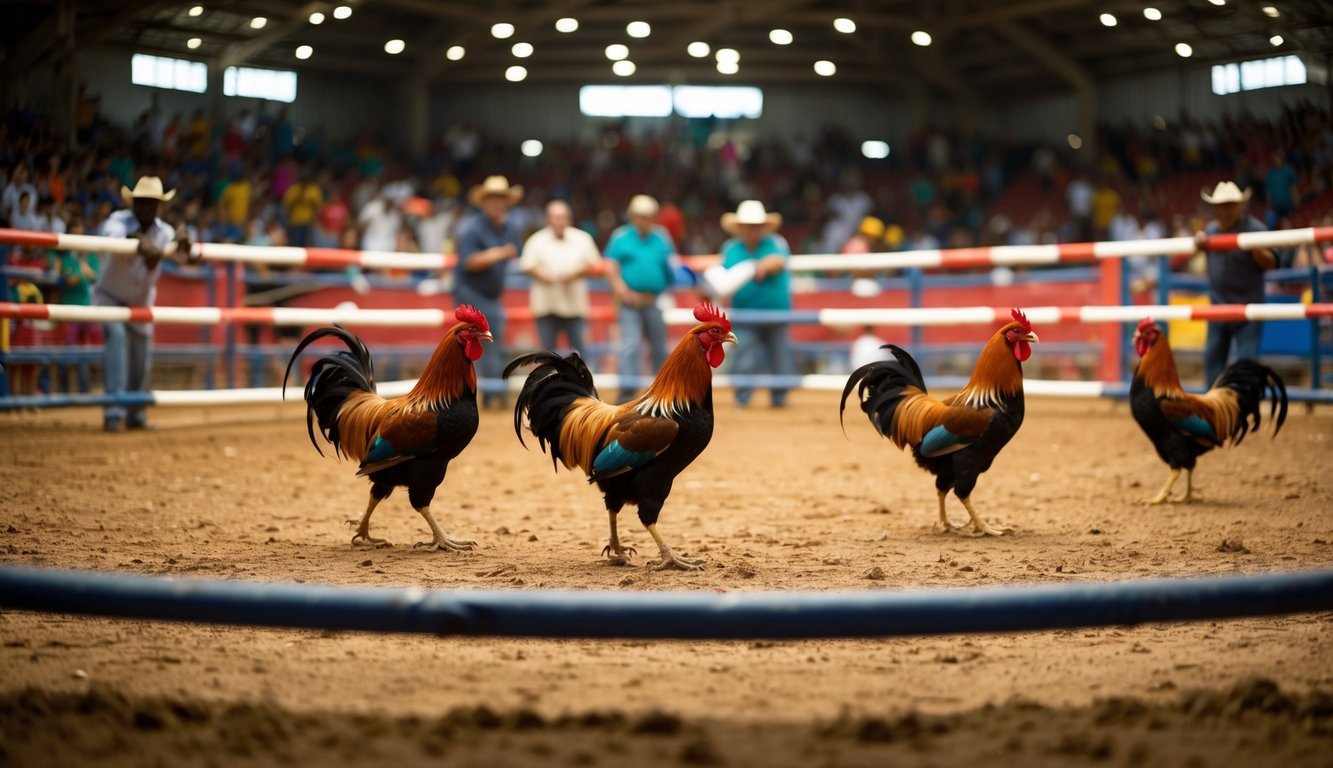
[1130,318,1287,504]
[841,309,1039,536]
[503,302,737,571]
[283,306,493,551]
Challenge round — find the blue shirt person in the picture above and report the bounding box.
[454,175,524,407]
[1195,182,1278,387]
[719,200,795,408]
[604,194,675,401]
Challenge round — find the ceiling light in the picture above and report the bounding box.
[188,5,203,17]
[187,37,202,49]
[491,22,515,39]
[384,39,405,55]
[446,45,465,61]
[1269,34,1283,46]
[911,30,932,46]
[250,16,267,29]
[295,44,313,59]
[626,21,651,38]
[1208,0,1225,5]
[555,17,578,33]
[1175,42,1193,57]
[769,29,793,45]
[1099,13,1117,26]
[612,60,636,76]
[1067,134,1083,150]
[309,11,324,24]
[716,60,738,75]
[861,141,890,159]
[332,5,352,19]
[715,47,739,62]
[605,43,629,60]
[512,42,533,57]
[833,18,856,34]
[505,65,527,82]
[687,41,710,57]
[813,60,836,77]
[1143,7,1162,20]
[1262,5,1280,17]
[521,140,543,158]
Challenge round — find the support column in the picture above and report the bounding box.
[405,78,430,158]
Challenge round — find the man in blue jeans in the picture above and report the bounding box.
[453,175,524,408]
[94,176,194,432]
[604,194,675,402]
[719,200,794,408]
[1195,181,1277,388]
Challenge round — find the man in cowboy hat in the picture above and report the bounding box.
[604,194,676,402]
[720,199,794,408]
[454,174,524,408]
[93,176,195,431]
[1194,181,1279,387]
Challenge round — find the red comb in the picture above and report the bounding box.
[455,304,489,332]
[1137,317,1156,333]
[694,301,732,332]
[1010,307,1032,333]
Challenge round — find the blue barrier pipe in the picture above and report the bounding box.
[0,566,1329,639]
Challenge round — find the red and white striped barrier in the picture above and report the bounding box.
[2,301,1329,328]
[3,226,1331,273]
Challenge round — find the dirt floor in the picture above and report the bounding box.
[1,393,1331,767]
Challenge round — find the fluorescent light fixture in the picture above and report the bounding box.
[250,16,267,29]
[309,11,324,24]
[1143,7,1162,20]
[446,46,465,61]
[911,30,932,46]
[1175,42,1193,57]
[555,17,578,32]
[715,47,739,62]
[521,140,543,157]
[332,5,351,19]
[833,18,856,33]
[626,21,651,38]
[295,45,313,60]
[687,41,710,57]
[605,43,629,60]
[187,37,202,49]
[1270,34,1283,46]
[612,60,636,76]
[813,60,836,76]
[769,29,793,45]
[861,140,890,159]
[716,60,738,75]
[384,39,405,55]
[1262,5,1279,16]
[1099,13,1117,26]
[188,5,203,16]
[492,22,515,39]
[505,65,527,82]
[512,42,533,57]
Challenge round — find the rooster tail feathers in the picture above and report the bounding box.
[1212,360,1288,444]
[840,344,928,438]
[505,351,600,467]
[286,326,378,456]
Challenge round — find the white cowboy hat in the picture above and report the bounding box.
[467,175,524,207]
[1201,181,1252,205]
[721,199,782,236]
[120,176,176,206]
[626,194,660,218]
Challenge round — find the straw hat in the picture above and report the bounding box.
[1200,181,1252,205]
[721,200,782,236]
[858,216,885,239]
[467,175,524,207]
[120,176,176,207]
[626,194,660,218]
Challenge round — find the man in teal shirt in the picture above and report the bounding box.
[604,194,675,402]
[52,233,101,393]
[720,200,794,408]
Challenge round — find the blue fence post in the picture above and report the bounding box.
[908,267,924,350]
[224,261,237,389]
[1312,265,1323,392]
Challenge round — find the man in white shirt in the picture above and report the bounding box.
[519,200,602,353]
[94,176,195,431]
[359,190,402,252]
[2,164,38,225]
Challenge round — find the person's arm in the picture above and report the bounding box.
[457,223,516,274]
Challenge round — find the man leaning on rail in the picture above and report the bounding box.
[93,176,196,432]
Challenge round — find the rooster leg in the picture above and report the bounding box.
[1145,468,1181,505]
[958,497,1012,537]
[348,493,392,548]
[644,524,704,571]
[933,490,964,533]
[411,507,478,552]
[601,510,638,566]
[1179,470,1196,503]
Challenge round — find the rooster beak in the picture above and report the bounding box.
[724,332,738,345]
[479,331,494,342]
[1024,331,1039,343]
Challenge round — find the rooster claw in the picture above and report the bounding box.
[602,544,638,566]
[414,536,478,553]
[351,534,393,548]
[961,523,1012,537]
[647,553,705,571]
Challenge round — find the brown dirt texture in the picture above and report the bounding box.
[2,393,1331,767]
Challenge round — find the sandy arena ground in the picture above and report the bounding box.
[1,393,1331,767]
